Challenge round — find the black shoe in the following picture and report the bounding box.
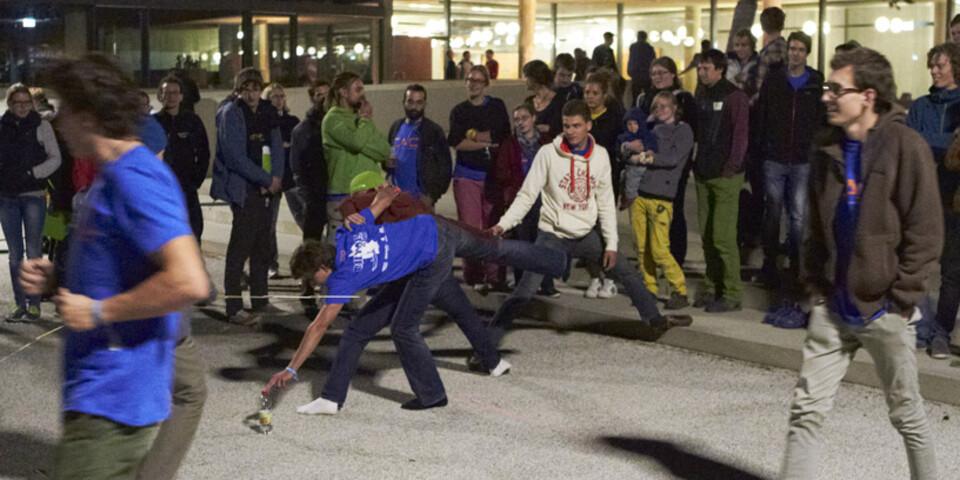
[537,286,561,298]
[930,336,951,359]
[692,291,713,308]
[664,293,689,310]
[664,314,693,327]
[400,397,448,411]
[705,298,742,313]
[466,354,485,372]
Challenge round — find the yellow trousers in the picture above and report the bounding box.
[630,196,687,295]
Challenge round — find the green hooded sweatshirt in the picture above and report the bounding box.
[321,106,391,195]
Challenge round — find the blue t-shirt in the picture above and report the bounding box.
[325,209,439,303]
[63,145,193,427]
[788,69,811,91]
[392,121,421,196]
[832,138,885,326]
[140,115,168,155]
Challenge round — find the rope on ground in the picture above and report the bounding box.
[0,325,64,365]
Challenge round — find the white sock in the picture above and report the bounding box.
[296,396,339,415]
[490,359,512,377]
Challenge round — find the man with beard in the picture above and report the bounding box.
[387,84,452,208]
[322,72,391,242]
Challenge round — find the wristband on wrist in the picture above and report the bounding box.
[91,300,104,327]
[285,367,299,381]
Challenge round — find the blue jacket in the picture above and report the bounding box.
[210,98,285,206]
[906,86,960,159]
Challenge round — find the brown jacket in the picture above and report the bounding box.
[803,107,943,316]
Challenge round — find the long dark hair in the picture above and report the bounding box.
[651,57,681,90]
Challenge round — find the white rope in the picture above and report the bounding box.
[0,325,64,365]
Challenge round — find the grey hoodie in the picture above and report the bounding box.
[634,121,694,200]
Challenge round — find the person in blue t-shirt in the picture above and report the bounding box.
[264,184,569,413]
[20,55,210,480]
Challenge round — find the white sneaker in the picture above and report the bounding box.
[490,359,512,377]
[297,396,340,415]
[597,279,618,298]
[585,278,602,298]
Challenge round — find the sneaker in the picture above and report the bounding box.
[597,279,618,298]
[762,303,809,329]
[490,359,512,377]
[664,293,689,310]
[269,268,281,279]
[228,310,261,327]
[26,305,41,320]
[692,291,714,309]
[664,314,693,327]
[930,336,951,359]
[585,278,602,298]
[705,298,742,313]
[5,306,26,323]
[537,286,561,298]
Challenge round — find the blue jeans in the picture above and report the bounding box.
[321,218,568,406]
[0,195,46,308]
[762,161,810,267]
[488,229,663,347]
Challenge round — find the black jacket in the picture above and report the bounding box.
[276,112,300,190]
[0,111,48,195]
[290,107,327,199]
[756,66,826,165]
[154,110,210,191]
[389,116,452,202]
[694,78,751,179]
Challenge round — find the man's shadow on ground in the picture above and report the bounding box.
[214,319,516,408]
[600,436,768,480]
[0,431,55,479]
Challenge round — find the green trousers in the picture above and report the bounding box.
[695,174,743,302]
[54,413,158,480]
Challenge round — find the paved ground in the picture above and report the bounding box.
[2,250,960,480]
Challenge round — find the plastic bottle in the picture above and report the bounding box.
[261,145,272,174]
[257,392,273,434]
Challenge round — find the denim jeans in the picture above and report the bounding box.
[935,211,960,340]
[0,195,46,308]
[762,161,810,267]
[488,229,662,347]
[512,198,555,290]
[321,218,568,406]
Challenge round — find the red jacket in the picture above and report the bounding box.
[494,132,550,212]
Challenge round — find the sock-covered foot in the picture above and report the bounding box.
[296,396,340,415]
[490,359,511,377]
[400,397,448,411]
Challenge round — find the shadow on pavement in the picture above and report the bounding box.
[0,431,55,479]
[600,436,768,480]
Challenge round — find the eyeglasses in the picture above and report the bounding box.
[823,82,862,98]
[8,101,32,107]
[650,70,671,77]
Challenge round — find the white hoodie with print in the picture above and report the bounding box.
[496,134,618,251]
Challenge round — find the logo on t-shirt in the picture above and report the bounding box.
[558,167,598,207]
[348,226,391,273]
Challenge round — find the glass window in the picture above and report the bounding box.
[450,0,525,79]
[0,4,65,85]
[252,16,293,86]
[392,0,446,80]
[556,3,617,69]
[624,7,693,77]
[297,18,373,84]
[95,7,142,81]
[149,10,242,89]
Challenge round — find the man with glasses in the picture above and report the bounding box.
[780,48,942,480]
[155,75,210,241]
[210,68,284,326]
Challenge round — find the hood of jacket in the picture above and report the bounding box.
[622,107,648,128]
[552,133,595,164]
[926,85,960,105]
